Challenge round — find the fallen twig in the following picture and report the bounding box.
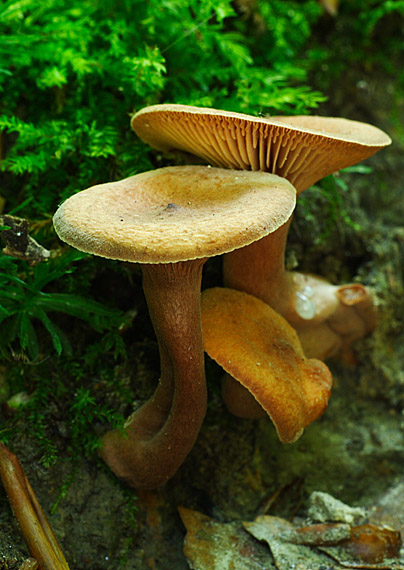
[0,442,70,570]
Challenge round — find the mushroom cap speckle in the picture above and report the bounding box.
[131,104,391,193]
[53,165,296,264]
[201,287,333,443]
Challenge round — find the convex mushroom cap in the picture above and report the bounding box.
[201,287,333,443]
[53,165,296,262]
[131,104,391,193]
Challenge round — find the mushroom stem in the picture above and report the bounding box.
[100,260,207,489]
[223,219,293,318]
[223,217,340,325]
[223,218,376,360]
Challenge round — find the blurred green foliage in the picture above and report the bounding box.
[0,0,403,469]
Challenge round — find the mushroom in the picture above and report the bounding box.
[131,104,391,359]
[53,165,296,488]
[201,287,332,441]
[290,279,378,362]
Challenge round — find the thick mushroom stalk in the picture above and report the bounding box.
[100,261,207,488]
[132,104,391,360]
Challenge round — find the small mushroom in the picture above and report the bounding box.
[201,287,332,441]
[132,104,391,360]
[295,279,378,362]
[53,165,296,488]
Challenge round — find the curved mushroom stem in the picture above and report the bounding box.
[100,260,207,489]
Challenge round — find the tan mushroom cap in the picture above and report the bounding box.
[53,165,296,264]
[201,287,332,443]
[131,104,391,193]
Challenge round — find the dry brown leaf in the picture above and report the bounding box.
[319,524,402,568]
[243,515,342,570]
[370,478,404,536]
[178,507,274,570]
[243,515,403,570]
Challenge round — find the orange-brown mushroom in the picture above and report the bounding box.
[132,104,391,361]
[53,165,296,487]
[201,287,332,441]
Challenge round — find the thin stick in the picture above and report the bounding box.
[0,442,70,570]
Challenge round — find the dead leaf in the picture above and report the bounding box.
[281,522,351,545]
[370,478,404,537]
[243,515,403,570]
[319,524,402,568]
[308,490,367,524]
[243,515,342,570]
[178,507,274,570]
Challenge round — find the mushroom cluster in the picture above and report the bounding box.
[53,103,390,488]
[132,104,391,361]
[132,103,390,422]
[53,165,297,488]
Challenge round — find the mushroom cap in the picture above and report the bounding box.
[131,104,391,193]
[201,287,332,443]
[53,165,296,264]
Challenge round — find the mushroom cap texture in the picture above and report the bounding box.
[201,287,333,443]
[131,104,391,192]
[53,165,296,264]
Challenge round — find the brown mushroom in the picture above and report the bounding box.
[292,279,378,362]
[201,287,332,442]
[131,104,391,359]
[53,165,296,488]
